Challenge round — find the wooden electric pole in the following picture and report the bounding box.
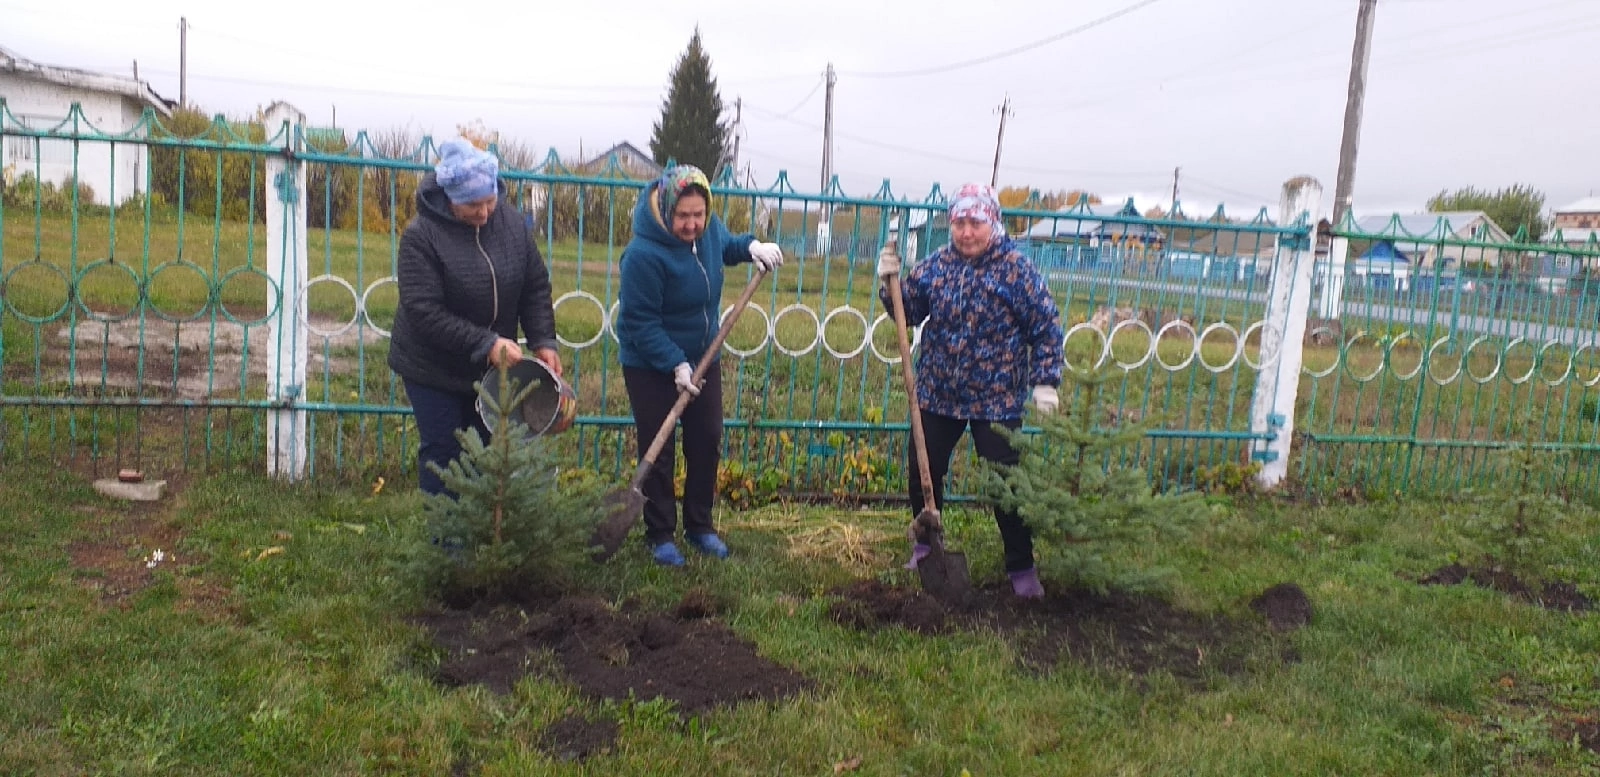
[1170,166,1181,215]
[990,94,1012,188]
[1332,0,1378,226]
[729,96,742,181]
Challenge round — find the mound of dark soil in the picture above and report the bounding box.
[1419,563,1594,612]
[1568,717,1600,755]
[828,579,1303,682]
[1250,582,1314,632]
[417,590,812,714]
[537,713,621,763]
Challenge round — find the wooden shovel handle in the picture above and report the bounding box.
[884,264,938,513]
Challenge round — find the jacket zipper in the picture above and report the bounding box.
[694,240,711,345]
[476,227,500,325]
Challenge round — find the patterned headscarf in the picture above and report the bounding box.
[948,183,1004,238]
[656,164,712,219]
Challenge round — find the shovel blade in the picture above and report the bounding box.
[917,545,972,604]
[910,508,973,604]
[590,487,646,562]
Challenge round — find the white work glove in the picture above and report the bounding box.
[673,362,700,397]
[876,243,901,279]
[749,240,784,272]
[1031,385,1059,415]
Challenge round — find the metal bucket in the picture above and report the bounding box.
[476,357,577,437]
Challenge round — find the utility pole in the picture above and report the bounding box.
[178,17,188,109]
[818,63,836,257]
[990,94,1013,188]
[729,96,742,182]
[1332,0,1378,226]
[820,64,836,194]
[1170,166,1180,215]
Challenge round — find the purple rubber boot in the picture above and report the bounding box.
[904,542,931,570]
[1009,567,1044,599]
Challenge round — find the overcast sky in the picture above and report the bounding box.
[5,0,1596,218]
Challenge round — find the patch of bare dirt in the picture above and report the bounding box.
[827,578,1303,682]
[1418,562,1594,612]
[66,510,180,606]
[1560,715,1600,755]
[63,475,236,617]
[416,589,813,716]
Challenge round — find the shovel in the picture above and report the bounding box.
[883,246,972,604]
[589,266,770,562]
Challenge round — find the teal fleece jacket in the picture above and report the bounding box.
[615,185,755,372]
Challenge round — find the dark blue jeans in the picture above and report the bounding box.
[404,379,490,498]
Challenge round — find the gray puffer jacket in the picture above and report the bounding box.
[387,172,557,396]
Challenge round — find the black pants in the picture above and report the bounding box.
[622,365,724,546]
[404,379,490,498]
[910,410,1035,573]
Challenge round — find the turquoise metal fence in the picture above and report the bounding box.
[30,101,1572,502]
[1299,212,1600,497]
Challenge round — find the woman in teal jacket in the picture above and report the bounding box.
[615,165,784,566]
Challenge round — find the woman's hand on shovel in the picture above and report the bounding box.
[673,362,701,397]
[876,240,901,280]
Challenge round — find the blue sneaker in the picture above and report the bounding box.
[687,533,729,559]
[652,542,685,567]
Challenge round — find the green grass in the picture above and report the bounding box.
[2,461,1598,775]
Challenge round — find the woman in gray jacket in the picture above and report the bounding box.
[387,137,560,496]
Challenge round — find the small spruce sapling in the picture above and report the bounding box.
[1458,443,1567,585]
[403,363,606,605]
[981,365,1206,594]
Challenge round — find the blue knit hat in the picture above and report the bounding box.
[435,137,499,204]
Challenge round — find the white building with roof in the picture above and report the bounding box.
[1351,210,1512,269]
[1,45,173,205]
[1548,196,1600,249]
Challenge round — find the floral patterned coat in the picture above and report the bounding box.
[880,235,1064,421]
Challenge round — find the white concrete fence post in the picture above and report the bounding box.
[264,102,309,481]
[1250,176,1323,489]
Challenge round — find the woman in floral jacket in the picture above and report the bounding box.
[876,183,1064,598]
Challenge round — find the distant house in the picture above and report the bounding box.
[1534,252,1582,293]
[1352,211,1513,270]
[578,141,661,180]
[0,45,174,205]
[1019,201,1163,271]
[885,207,947,262]
[1165,229,1283,283]
[1022,201,1164,247]
[1349,240,1416,291]
[1546,197,1600,250]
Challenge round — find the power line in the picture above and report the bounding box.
[1183,176,1276,205]
[774,76,827,119]
[1026,0,1592,117]
[839,0,1165,79]
[189,25,665,94]
[746,100,1168,181]
[134,67,658,108]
